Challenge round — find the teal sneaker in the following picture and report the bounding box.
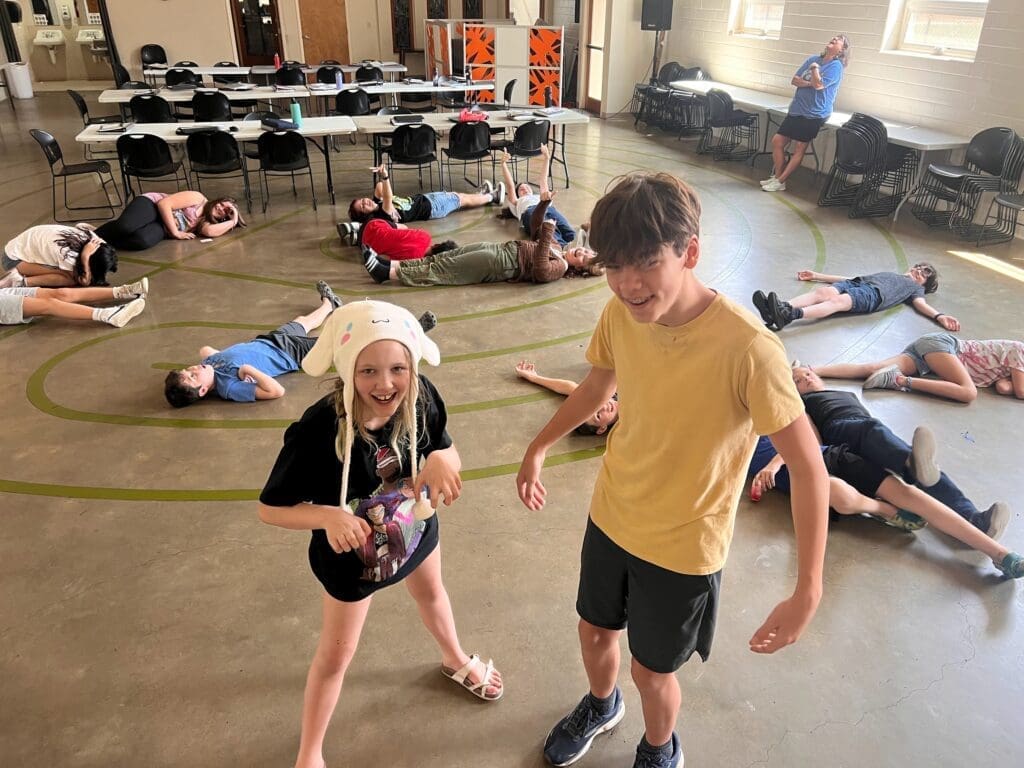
[995,552,1024,579]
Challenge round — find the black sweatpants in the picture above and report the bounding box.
[95,197,166,251]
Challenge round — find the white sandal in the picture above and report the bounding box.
[441,654,503,701]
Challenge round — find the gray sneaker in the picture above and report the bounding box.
[103,297,146,328]
[418,310,437,333]
[492,181,506,206]
[113,277,149,300]
[479,179,494,197]
[316,279,343,310]
[863,364,907,392]
[909,426,940,488]
[980,502,1011,540]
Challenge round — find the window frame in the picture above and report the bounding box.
[729,0,787,40]
[894,0,988,60]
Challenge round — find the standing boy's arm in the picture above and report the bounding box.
[517,365,616,510]
[910,297,960,331]
[749,414,828,654]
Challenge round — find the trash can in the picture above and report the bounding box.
[4,62,34,99]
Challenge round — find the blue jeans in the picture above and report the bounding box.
[820,417,981,525]
[521,204,575,246]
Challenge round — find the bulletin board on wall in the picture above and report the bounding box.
[425,19,563,107]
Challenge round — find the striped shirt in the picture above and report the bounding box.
[957,339,1024,387]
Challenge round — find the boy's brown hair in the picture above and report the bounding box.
[588,172,702,267]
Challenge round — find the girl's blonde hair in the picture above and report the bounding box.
[330,344,423,471]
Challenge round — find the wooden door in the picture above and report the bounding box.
[582,0,604,114]
[229,0,284,66]
[297,0,350,66]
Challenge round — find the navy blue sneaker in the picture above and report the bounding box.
[633,732,683,768]
[543,688,625,766]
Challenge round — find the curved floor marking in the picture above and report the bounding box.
[25,323,589,428]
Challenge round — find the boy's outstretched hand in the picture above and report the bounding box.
[796,270,816,281]
[748,588,821,654]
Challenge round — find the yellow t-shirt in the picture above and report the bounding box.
[586,293,804,575]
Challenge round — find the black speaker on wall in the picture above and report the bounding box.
[641,0,673,31]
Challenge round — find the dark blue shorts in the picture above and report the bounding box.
[832,280,882,314]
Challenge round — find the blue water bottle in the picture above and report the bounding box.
[290,98,303,127]
[335,70,343,90]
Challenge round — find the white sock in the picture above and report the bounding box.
[92,306,110,323]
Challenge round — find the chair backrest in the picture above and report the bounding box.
[113,62,131,87]
[334,88,370,116]
[706,89,734,121]
[257,131,310,170]
[243,110,280,122]
[316,65,343,84]
[213,61,244,84]
[192,91,233,122]
[67,89,89,123]
[998,132,1024,190]
[282,60,305,67]
[502,78,517,106]
[174,60,199,67]
[355,65,384,83]
[657,61,683,86]
[117,133,174,174]
[165,68,199,87]
[29,128,62,168]
[129,94,176,123]
[275,66,306,86]
[679,66,708,82]
[448,121,490,156]
[512,119,550,153]
[320,59,341,65]
[140,44,167,65]
[834,127,873,171]
[186,129,242,169]
[391,124,437,160]
[966,127,1016,177]
[377,106,412,116]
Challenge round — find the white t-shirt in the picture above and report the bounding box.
[957,339,1024,387]
[4,225,84,272]
[510,193,541,220]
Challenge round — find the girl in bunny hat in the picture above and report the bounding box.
[258,299,502,768]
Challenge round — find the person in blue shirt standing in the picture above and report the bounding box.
[761,34,850,193]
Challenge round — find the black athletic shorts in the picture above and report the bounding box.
[778,114,826,143]
[255,321,317,367]
[821,445,888,497]
[576,518,720,673]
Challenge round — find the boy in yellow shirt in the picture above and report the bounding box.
[516,173,830,768]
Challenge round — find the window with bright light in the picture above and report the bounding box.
[730,1,786,39]
[895,0,988,59]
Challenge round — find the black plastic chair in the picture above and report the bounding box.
[119,80,150,90]
[384,124,439,190]
[113,62,132,87]
[117,133,187,197]
[377,106,412,116]
[355,65,384,110]
[504,118,551,187]
[282,60,305,67]
[192,91,233,122]
[30,129,121,223]
[696,89,758,160]
[443,121,491,189]
[320,59,341,65]
[67,89,121,160]
[165,68,200,87]
[818,123,875,209]
[186,129,252,212]
[241,110,279,165]
[212,61,245,84]
[632,61,684,128]
[174,60,199,67]
[275,66,306,86]
[257,131,317,212]
[140,44,167,66]
[128,94,177,123]
[976,192,1024,246]
[316,65,343,84]
[908,127,1018,229]
[333,88,370,145]
[669,67,710,136]
[213,61,257,116]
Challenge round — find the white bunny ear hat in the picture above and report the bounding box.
[303,300,441,510]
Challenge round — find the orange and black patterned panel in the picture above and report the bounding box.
[529,27,561,68]
[470,66,495,101]
[465,25,496,66]
[440,26,450,73]
[425,24,437,73]
[529,69,560,106]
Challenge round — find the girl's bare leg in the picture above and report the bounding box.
[294,593,373,768]
[813,354,913,380]
[901,353,978,403]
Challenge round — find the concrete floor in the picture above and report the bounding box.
[1,93,1021,768]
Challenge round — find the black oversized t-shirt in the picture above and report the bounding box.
[260,375,452,601]
[801,390,871,432]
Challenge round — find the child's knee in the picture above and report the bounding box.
[313,642,359,674]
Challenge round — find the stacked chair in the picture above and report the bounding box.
[668,67,711,138]
[696,89,758,160]
[631,62,684,129]
[817,113,917,218]
[907,127,1020,232]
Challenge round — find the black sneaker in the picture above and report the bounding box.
[633,733,683,768]
[751,290,775,328]
[362,245,391,284]
[315,279,343,310]
[543,688,625,767]
[767,291,794,330]
[978,502,1011,540]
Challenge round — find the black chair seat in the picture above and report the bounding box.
[192,159,240,174]
[927,163,972,181]
[57,160,112,176]
[994,193,1024,211]
[443,148,490,161]
[133,163,180,178]
[391,152,437,164]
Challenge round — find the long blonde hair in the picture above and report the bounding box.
[330,345,423,469]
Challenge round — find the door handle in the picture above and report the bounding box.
[586,44,603,51]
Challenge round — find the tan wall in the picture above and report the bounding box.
[601,0,648,118]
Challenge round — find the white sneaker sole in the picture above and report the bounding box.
[986,503,1011,541]
[863,364,901,391]
[910,426,940,488]
[544,703,626,767]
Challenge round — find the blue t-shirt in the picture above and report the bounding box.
[204,340,299,402]
[788,55,844,119]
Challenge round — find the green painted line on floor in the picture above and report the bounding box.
[445,330,594,362]
[448,391,556,413]
[870,220,910,271]
[0,445,605,500]
[767,195,827,271]
[442,281,608,322]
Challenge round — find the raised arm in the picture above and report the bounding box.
[500,151,517,205]
[516,365,616,510]
[373,163,398,217]
[515,360,578,396]
[749,414,828,654]
[197,203,241,238]
[911,297,960,331]
[538,143,552,195]
[238,364,286,400]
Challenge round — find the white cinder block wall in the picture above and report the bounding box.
[666,0,1024,137]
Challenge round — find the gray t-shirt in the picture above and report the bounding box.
[859,272,925,310]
